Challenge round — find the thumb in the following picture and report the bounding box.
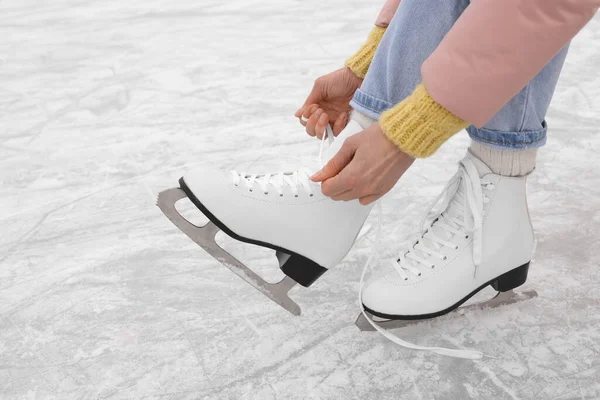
[311,140,356,182]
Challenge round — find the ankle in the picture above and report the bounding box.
[469,141,537,177]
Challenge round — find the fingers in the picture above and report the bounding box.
[359,194,381,205]
[331,190,356,201]
[331,191,381,204]
[298,104,317,132]
[314,112,330,139]
[302,104,317,120]
[294,104,314,125]
[320,168,357,198]
[311,139,356,183]
[297,111,309,125]
[332,112,348,136]
[305,107,323,137]
[330,186,383,204]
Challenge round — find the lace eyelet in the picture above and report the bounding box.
[309,194,314,197]
[443,256,448,261]
[455,245,459,250]
[404,278,408,281]
[417,273,422,277]
[249,189,253,192]
[279,194,283,197]
[465,235,469,239]
[431,265,436,269]
[234,184,239,187]
[294,195,299,198]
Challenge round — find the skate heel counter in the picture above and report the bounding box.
[501,177,535,263]
[524,182,536,259]
[280,254,327,287]
[491,262,530,292]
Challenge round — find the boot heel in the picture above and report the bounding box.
[491,262,530,292]
[280,253,327,288]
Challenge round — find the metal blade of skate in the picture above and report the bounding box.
[157,187,301,316]
[355,289,538,331]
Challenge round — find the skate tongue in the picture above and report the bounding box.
[466,150,493,177]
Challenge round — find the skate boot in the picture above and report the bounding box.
[157,121,374,316]
[356,151,538,359]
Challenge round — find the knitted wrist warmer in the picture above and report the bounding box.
[344,26,386,79]
[380,83,469,158]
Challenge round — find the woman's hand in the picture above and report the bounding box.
[295,67,363,139]
[311,123,415,205]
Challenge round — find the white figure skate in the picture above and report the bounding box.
[157,121,373,316]
[355,152,538,359]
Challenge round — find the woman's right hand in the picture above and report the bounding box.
[295,67,363,139]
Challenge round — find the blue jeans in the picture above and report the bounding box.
[349,0,569,150]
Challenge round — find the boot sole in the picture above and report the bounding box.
[363,262,531,320]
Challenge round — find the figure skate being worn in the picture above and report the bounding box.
[355,152,538,359]
[157,121,373,316]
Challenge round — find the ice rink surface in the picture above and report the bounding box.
[2,0,600,399]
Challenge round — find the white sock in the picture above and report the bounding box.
[470,141,537,177]
[350,110,376,130]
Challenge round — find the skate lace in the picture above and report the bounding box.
[230,169,315,197]
[229,126,336,197]
[394,157,493,280]
[358,157,495,360]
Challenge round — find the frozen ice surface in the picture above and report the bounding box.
[1,0,600,398]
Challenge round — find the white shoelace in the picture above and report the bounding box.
[359,157,495,360]
[229,126,335,197]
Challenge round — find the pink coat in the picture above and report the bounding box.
[376,0,599,127]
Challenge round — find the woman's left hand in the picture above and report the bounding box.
[311,123,415,205]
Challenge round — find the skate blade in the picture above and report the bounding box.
[355,289,538,331]
[157,187,301,316]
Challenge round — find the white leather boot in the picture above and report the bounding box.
[158,120,374,315]
[362,151,535,320]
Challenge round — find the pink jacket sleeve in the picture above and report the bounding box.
[422,0,599,128]
[376,0,401,27]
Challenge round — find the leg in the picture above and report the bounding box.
[468,46,569,176]
[350,0,569,161]
[350,0,471,119]
[468,46,569,149]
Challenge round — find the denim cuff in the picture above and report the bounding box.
[350,89,394,120]
[467,121,547,150]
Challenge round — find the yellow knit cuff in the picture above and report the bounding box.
[380,84,469,158]
[344,26,386,79]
